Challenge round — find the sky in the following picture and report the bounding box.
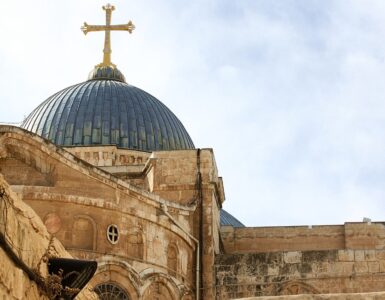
[1,0,385,226]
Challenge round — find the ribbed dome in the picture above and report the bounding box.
[21,80,194,151]
[220,209,245,227]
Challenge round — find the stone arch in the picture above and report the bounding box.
[167,243,179,277]
[278,280,320,295]
[127,226,146,260]
[142,274,179,300]
[90,258,141,300]
[71,214,97,250]
[94,281,130,299]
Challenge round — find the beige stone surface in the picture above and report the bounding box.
[238,292,385,299]
[0,126,228,299]
[4,124,385,300]
[216,248,385,299]
[222,222,385,256]
[0,174,97,299]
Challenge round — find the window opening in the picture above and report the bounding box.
[107,224,119,244]
[94,282,129,300]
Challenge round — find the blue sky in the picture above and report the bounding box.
[2,0,385,226]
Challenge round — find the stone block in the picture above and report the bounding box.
[379,260,385,272]
[316,261,329,274]
[332,262,354,276]
[267,266,279,276]
[365,250,376,261]
[376,250,385,260]
[368,261,380,273]
[354,261,368,273]
[283,252,302,264]
[338,249,354,262]
[354,250,365,261]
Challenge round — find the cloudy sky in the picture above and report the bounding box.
[1,0,385,226]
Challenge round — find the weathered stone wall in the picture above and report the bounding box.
[222,222,385,254]
[0,174,97,300]
[218,221,385,299]
[344,222,385,249]
[237,291,385,299]
[66,145,151,167]
[142,148,225,298]
[216,249,385,299]
[221,225,344,253]
[0,126,225,299]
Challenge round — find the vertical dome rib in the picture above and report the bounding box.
[21,80,195,152]
[91,80,104,144]
[57,84,84,145]
[116,82,129,148]
[72,81,92,145]
[42,88,68,139]
[144,89,172,150]
[110,81,120,145]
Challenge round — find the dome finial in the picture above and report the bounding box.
[81,3,135,68]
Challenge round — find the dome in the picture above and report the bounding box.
[21,77,194,152]
[220,209,245,227]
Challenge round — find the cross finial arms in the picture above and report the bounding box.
[81,3,135,67]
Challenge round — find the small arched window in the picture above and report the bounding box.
[94,282,129,299]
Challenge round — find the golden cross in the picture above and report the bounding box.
[81,3,135,67]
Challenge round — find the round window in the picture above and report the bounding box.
[107,224,119,244]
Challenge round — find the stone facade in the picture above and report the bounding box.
[2,125,385,299]
[239,292,385,300]
[216,249,385,298]
[216,224,385,299]
[0,126,224,299]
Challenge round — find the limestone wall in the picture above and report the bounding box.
[237,291,385,299]
[221,225,345,253]
[222,222,385,254]
[0,126,226,299]
[215,249,385,299]
[142,148,225,298]
[66,145,151,167]
[0,174,97,300]
[0,126,202,299]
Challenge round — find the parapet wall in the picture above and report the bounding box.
[221,225,345,253]
[221,222,385,254]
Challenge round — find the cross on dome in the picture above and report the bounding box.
[81,3,135,68]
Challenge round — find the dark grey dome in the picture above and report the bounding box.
[220,209,245,227]
[21,80,194,151]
